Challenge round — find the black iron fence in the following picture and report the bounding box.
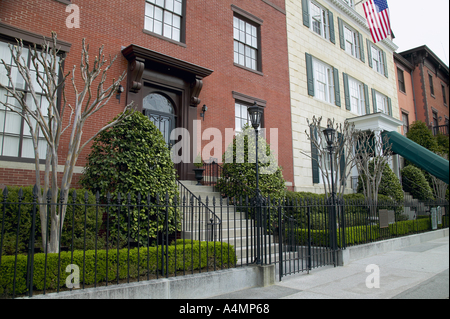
[1,185,448,298]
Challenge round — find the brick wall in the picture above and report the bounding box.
[0,0,294,188]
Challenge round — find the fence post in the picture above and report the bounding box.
[278,203,283,281]
[307,207,311,274]
[26,185,38,297]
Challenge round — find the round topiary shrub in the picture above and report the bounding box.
[216,125,286,200]
[401,165,434,201]
[80,110,179,246]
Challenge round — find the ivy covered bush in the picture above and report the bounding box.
[216,125,286,200]
[401,165,434,201]
[81,111,180,246]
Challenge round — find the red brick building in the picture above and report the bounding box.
[0,0,294,188]
[398,46,450,136]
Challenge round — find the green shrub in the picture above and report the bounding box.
[401,165,434,201]
[0,240,236,296]
[357,162,404,202]
[292,218,431,248]
[216,124,286,200]
[80,111,180,246]
[0,186,99,255]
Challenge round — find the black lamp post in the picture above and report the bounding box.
[323,125,338,263]
[247,102,264,265]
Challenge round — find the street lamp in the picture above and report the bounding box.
[247,102,264,265]
[323,124,338,264]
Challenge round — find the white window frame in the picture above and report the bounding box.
[144,0,183,42]
[375,91,389,114]
[371,45,385,75]
[343,24,360,59]
[313,57,335,105]
[233,16,259,71]
[235,102,251,133]
[348,76,366,115]
[309,0,329,40]
[342,0,354,7]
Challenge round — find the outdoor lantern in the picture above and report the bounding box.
[200,104,208,121]
[247,102,264,130]
[323,125,336,147]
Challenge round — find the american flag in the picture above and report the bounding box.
[362,0,392,43]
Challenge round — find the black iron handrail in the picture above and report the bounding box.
[176,179,222,241]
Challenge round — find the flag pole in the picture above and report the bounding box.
[355,0,365,6]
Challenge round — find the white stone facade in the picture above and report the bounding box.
[286,0,401,193]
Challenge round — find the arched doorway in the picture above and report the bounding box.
[143,93,176,148]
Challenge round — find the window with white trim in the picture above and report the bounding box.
[344,24,360,59]
[348,76,366,115]
[144,0,183,42]
[233,16,259,71]
[0,41,54,160]
[310,1,329,40]
[342,0,354,7]
[313,57,335,104]
[371,46,385,75]
[375,91,389,114]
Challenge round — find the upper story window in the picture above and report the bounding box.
[233,15,260,71]
[428,74,435,96]
[313,57,335,105]
[310,1,329,40]
[0,41,57,160]
[402,112,409,135]
[372,89,391,115]
[348,76,366,115]
[397,67,406,93]
[344,24,360,59]
[301,0,335,44]
[371,46,384,74]
[144,0,183,42]
[367,40,388,77]
[442,84,447,105]
[342,0,354,7]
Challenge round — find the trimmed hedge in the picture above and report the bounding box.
[0,240,236,296]
[292,218,432,248]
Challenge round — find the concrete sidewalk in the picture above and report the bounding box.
[209,235,449,299]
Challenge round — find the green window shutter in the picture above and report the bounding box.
[364,84,370,114]
[310,126,320,184]
[367,39,373,68]
[343,73,351,110]
[305,53,315,96]
[388,97,392,116]
[302,0,310,28]
[372,88,377,113]
[328,10,335,44]
[382,50,388,78]
[359,33,365,63]
[338,17,345,50]
[333,67,341,107]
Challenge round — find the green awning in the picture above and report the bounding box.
[382,131,449,184]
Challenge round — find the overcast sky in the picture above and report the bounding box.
[387,0,449,67]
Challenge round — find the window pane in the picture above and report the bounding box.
[154,7,163,21]
[154,20,163,34]
[174,0,182,15]
[165,0,174,11]
[145,17,154,32]
[172,28,180,41]
[2,135,20,157]
[156,0,164,7]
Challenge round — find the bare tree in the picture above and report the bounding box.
[303,116,358,201]
[353,129,393,208]
[0,33,134,253]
